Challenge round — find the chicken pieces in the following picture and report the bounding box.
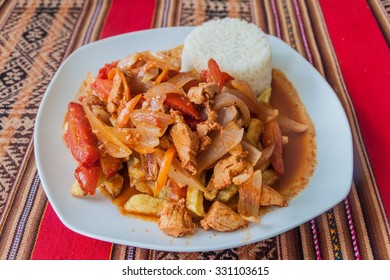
[170,121,199,175]
[158,199,195,237]
[187,82,219,104]
[212,153,251,190]
[200,201,248,232]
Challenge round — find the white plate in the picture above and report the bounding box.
[34,26,353,252]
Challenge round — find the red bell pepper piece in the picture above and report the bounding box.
[74,163,102,195]
[100,152,122,178]
[64,102,100,166]
[207,58,234,89]
[164,93,200,120]
[97,61,118,79]
[90,79,113,101]
[262,119,284,176]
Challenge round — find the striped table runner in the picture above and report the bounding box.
[0,0,389,260]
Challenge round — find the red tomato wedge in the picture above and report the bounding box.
[168,180,187,202]
[262,119,284,176]
[91,78,113,101]
[97,61,117,79]
[164,93,200,120]
[64,102,100,166]
[207,58,234,89]
[74,163,101,195]
[100,152,122,178]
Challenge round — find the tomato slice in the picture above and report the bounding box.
[97,61,118,79]
[164,93,200,120]
[64,102,100,166]
[74,163,101,195]
[207,58,234,89]
[168,180,187,202]
[91,79,113,101]
[100,152,122,178]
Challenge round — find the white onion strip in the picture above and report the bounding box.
[254,143,275,170]
[83,103,132,158]
[241,139,262,166]
[143,82,183,98]
[217,105,238,128]
[213,93,251,127]
[223,87,278,123]
[238,170,262,222]
[168,72,196,89]
[197,122,244,173]
[277,113,308,133]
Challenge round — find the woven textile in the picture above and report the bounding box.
[1,0,389,260]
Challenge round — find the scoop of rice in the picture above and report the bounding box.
[181,18,272,94]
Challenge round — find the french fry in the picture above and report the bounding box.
[134,181,154,196]
[127,156,146,183]
[217,184,239,203]
[260,184,287,207]
[246,118,262,147]
[204,175,218,201]
[101,173,124,197]
[262,169,279,186]
[70,181,86,197]
[124,194,167,216]
[186,185,206,218]
[257,86,272,104]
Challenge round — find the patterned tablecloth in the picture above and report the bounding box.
[1,0,389,260]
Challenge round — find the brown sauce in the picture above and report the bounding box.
[270,69,317,201]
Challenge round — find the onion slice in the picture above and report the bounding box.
[168,72,196,89]
[197,122,244,173]
[217,105,238,128]
[230,79,258,100]
[223,86,278,123]
[83,103,132,158]
[254,143,275,170]
[238,170,262,222]
[241,139,262,166]
[277,113,308,133]
[116,94,143,128]
[129,109,175,133]
[118,51,181,71]
[104,126,159,154]
[213,93,251,127]
[141,153,158,181]
[143,82,184,98]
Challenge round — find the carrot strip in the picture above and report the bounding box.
[155,68,168,84]
[154,146,176,197]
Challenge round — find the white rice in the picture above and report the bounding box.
[181,18,272,94]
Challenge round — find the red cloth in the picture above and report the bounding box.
[100,0,156,39]
[320,0,390,219]
[31,204,112,260]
